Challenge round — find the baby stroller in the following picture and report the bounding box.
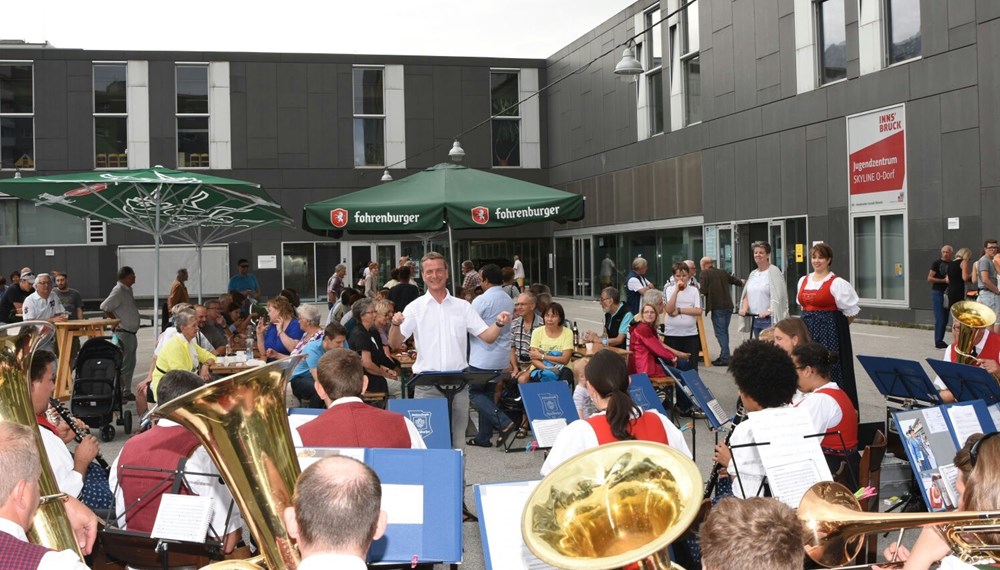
[71,337,132,442]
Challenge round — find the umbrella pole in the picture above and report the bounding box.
[447,222,456,296]
[153,188,161,334]
[196,226,203,304]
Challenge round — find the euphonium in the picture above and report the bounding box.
[950,301,997,365]
[521,441,701,570]
[152,356,305,570]
[0,321,83,556]
[800,481,1000,567]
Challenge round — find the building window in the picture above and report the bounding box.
[353,67,385,167]
[0,63,34,170]
[0,200,88,245]
[643,6,664,135]
[679,0,700,125]
[94,63,128,169]
[491,70,520,167]
[817,0,847,84]
[885,0,921,65]
[176,64,209,169]
[853,212,905,302]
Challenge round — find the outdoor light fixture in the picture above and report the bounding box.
[13,169,21,179]
[614,42,644,79]
[448,140,465,162]
[380,169,393,182]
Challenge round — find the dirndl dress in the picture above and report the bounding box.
[798,274,859,410]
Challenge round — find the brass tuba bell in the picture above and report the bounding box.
[152,356,305,570]
[0,321,83,556]
[521,441,701,570]
[950,300,997,365]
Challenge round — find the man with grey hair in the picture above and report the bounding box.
[0,421,93,567]
[625,257,654,314]
[283,456,387,567]
[195,304,228,355]
[327,264,347,310]
[22,273,68,353]
[101,266,140,400]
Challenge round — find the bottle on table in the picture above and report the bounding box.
[572,320,580,347]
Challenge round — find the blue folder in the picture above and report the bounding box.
[926,358,1000,405]
[387,397,452,449]
[519,381,579,424]
[678,369,728,430]
[627,373,668,415]
[857,355,941,403]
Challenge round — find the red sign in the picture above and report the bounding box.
[64,183,108,197]
[330,208,349,228]
[849,131,906,196]
[471,206,489,225]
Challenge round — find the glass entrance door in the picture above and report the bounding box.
[573,237,593,298]
[340,241,400,292]
[769,221,785,272]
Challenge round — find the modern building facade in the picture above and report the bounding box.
[1,0,996,325]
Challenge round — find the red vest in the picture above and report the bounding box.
[0,531,50,570]
[585,411,669,445]
[949,331,1000,364]
[798,274,839,312]
[117,425,201,533]
[814,385,859,451]
[297,401,412,448]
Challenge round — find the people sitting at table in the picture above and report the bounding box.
[792,342,860,477]
[291,349,425,449]
[256,295,304,362]
[528,302,573,383]
[150,309,216,400]
[289,306,347,408]
[540,350,690,476]
[110,371,242,552]
[584,287,632,348]
[347,299,394,400]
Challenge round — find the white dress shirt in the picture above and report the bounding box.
[399,292,488,373]
[38,426,83,497]
[726,414,768,499]
[0,516,90,569]
[289,397,426,449]
[299,551,368,569]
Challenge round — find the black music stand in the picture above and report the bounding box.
[408,370,500,447]
[926,358,1000,405]
[858,355,942,404]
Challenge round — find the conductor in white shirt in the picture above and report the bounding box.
[284,456,387,570]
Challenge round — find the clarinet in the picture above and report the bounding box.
[48,398,111,476]
[703,397,748,499]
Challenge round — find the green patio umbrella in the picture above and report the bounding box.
[0,166,294,330]
[303,162,584,287]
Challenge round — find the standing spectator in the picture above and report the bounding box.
[512,255,525,289]
[101,266,140,400]
[928,246,952,349]
[663,262,703,369]
[500,267,520,299]
[739,241,789,338]
[699,256,744,366]
[461,260,481,297]
[599,253,617,289]
[227,259,260,299]
[167,268,189,311]
[386,266,420,314]
[977,239,1000,333]
[467,264,516,448]
[666,260,701,290]
[389,252,511,447]
[22,273,69,352]
[0,269,34,324]
[796,243,861,410]
[326,264,347,310]
[624,257,655,314]
[952,247,976,303]
[53,272,84,320]
[383,268,400,290]
[363,262,380,299]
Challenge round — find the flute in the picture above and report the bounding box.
[703,397,748,499]
[48,398,111,476]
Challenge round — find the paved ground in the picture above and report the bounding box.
[89,297,948,568]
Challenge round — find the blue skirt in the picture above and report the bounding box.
[800,310,858,410]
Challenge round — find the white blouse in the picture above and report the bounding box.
[795,383,845,438]
[796,273,861,317]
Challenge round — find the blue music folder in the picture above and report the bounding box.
[926,358,1000,405]
[519,382,579,448]
[857,355,941,403]
[387,397,452,449]
[678,369,729,430]
[628,374,668,415]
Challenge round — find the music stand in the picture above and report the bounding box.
[858,355,942,404]
[408,370,499,446]
[926,359,1000,405]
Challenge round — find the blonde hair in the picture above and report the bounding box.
[701,497,804,570]
[267,296,296,321]
[758,327,775,342]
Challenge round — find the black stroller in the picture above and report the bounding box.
[70,337,132,441]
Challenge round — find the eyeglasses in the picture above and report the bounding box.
[38,493,67,507]
[969,431,1000,468]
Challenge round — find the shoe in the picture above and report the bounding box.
[121,392,136,402]
[466,438,492,448]
[935,342,948,349]
[496,423,517,448]
[711,358,729,367]
[678,408,707,419]
[515,428,528,439]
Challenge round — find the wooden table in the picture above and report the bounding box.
[54,318,119,399]
[572,345,631,360]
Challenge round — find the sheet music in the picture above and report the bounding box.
[296,447,366,470]
[706,398,727,425]
[938,464,961,510]
[766,459,825,508]
[477,481,556,570]
[531,418,567,448]
[150,494,214,543]
[746,407,832,507]
[922,407,948,434]
[381,484,423,525]
[990,404,1000,432]
[947,405,984,447]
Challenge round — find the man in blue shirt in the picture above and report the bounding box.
[290,322,348,408]
[467,264,516,447]
[227,259,260,299]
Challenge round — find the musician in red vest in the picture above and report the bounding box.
[291,349,426,449]
[792,342,860,476]
[108,371,242,553]
[540,350,690,476]
[0,420,92,569]
[932,317,1000,403]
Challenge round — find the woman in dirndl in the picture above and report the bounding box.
[796,242,861,410]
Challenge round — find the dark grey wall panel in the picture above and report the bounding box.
[712,144,736,221]
[710,0,733,32]
[905,96,942,220]
[148,61,176,168]
[614,170,635,223]
[940,87,978,133]
[806,136,828,216]
[709,107,762,147]
[909,218,945,252]
[713,26,736,114]
[755,0,780,56]
[979,0,1000,22]
[825,119,848,209]
[779,14,797,99]
[756,132,781,215]
[779,128,807,215]
[909,45,978,100]
[733,0,759,111]
[979,17,1000,187]
[940,128,981,218]
[733,139,759,220]
[922,0,950,57]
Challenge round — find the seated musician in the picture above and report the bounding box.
[540,350,691,476]
[792,342,860,476]
[700,497,805,570]
[0,421,93,568]
[713,340,798,498]
[290,349,425,449]
[28,351,109,510]
[109,371,242,553]
[283,456,387,567]
[932,317,1000,403]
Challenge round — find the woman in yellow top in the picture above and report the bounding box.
[529,302,574,379]
[151,310,215,399]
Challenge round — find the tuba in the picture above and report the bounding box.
[152,356,305,570]
[800,481,1000,567]
[950,301,997,365]
[0,321,83,556]
[521,441,702,570]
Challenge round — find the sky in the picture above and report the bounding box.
[2,1,636,59]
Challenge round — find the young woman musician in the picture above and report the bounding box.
[772,317,812,355]
[540,350,691,476]
[792,342,859,477]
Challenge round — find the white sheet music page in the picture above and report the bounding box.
[947,405,985,448]
[477,481,557,570]
[747,406,833,508]
[150,494,214,543]
[530,418,567,448]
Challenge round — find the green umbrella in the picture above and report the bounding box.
[0,166,294,330]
